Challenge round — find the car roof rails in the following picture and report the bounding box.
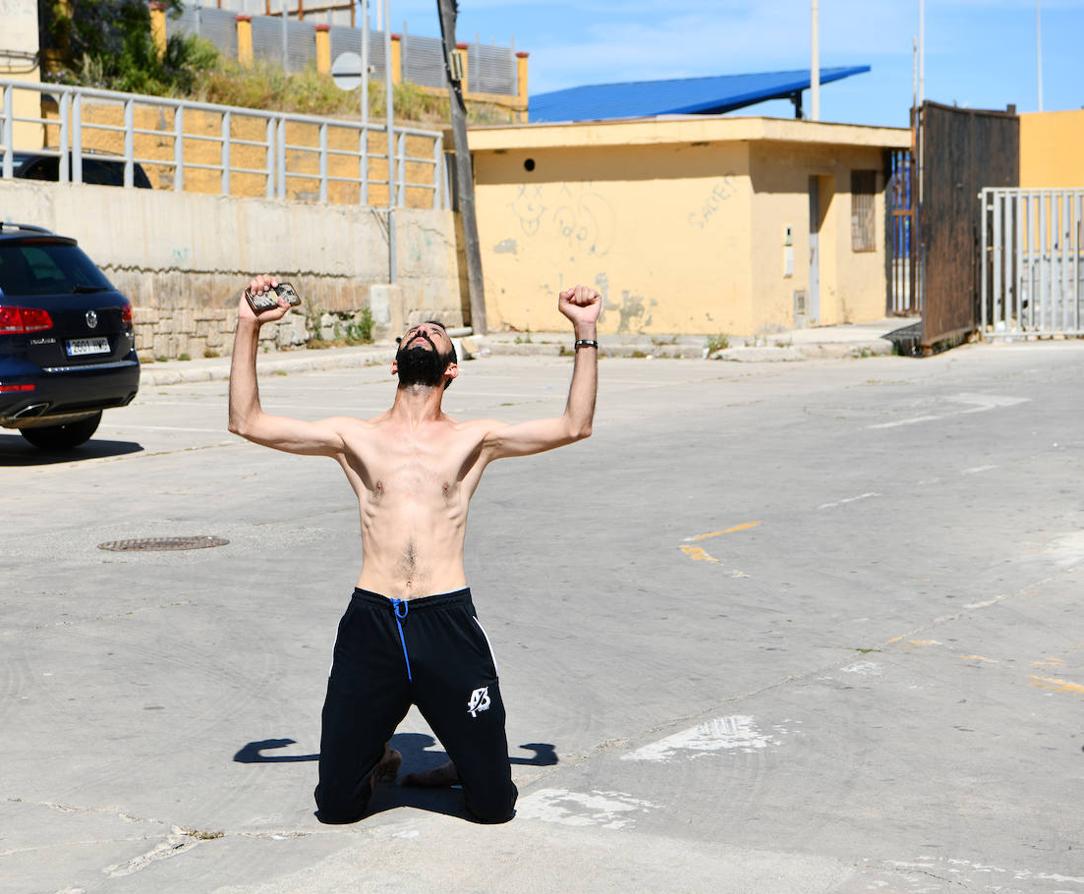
[0,222,55,235]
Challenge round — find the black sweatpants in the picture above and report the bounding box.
[314,587,517,824]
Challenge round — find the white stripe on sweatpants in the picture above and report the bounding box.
[327,595,355,678]
[473,616,500,676]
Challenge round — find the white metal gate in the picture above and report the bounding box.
[980,188,1084,338]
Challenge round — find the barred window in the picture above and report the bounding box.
[851,170,877,252]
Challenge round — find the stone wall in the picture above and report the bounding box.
[0,180,463,359]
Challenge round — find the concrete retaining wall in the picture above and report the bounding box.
[0,180,462,359]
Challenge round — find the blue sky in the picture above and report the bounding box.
[385,0,1083,127]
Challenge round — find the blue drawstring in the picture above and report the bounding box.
[390,598,413,681]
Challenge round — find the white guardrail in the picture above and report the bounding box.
[0,78,449,209]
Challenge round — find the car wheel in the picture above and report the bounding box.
[19,411,103,450]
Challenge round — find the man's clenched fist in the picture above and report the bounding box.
[558,285,602,328]
[237,274,291,326]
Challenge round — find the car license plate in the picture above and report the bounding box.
[65,337,110,357]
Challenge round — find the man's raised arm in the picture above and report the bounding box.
[481,285,601,460]
[227,274,347,457]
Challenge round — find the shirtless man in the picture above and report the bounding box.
[227,277,600,824]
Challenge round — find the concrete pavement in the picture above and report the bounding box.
[2,340,1082,892]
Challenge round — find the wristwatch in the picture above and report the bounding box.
[574,339,599,349]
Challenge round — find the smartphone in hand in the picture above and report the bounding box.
[245,282,302,315]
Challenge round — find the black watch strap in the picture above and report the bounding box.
[574,339,599,349]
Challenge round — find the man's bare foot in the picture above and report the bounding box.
[402,760,459,787]
[372,744,402,785]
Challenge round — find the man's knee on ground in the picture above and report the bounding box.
[466,782,518,824]
[314,782,372,824]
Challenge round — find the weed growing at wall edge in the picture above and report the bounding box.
[705,333,730,354]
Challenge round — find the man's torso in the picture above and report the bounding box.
[334,413,489,598]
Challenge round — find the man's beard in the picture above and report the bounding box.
[396,337,451,388]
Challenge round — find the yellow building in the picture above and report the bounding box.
[466,117,910,336]
[1019,109,1084,187]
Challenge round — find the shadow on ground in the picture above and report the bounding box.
[233,733,558,820]
[0,434,143,466]
[233,734,558,770]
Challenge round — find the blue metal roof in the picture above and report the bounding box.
[528,66,871,123]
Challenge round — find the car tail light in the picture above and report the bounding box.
[121,303,133,326]
[0,306,53,334]
[0,383,36,393]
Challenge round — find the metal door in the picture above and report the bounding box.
[916,101,1018,350]
[885,148,916,314]
[808,176,821,324]
[980,188,1084,337]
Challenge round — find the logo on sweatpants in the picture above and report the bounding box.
[467,686,491,718]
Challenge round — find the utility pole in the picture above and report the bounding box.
[360,0,369,204]
[437,0,487,333]
[918,0,925,107]
[916,0,926,314]
[911,35,918,112]
[1036,0,1044,111]
[810,0,820,121]
[384,0,396,282]
[281,0,288,71]
[361,0,369,128]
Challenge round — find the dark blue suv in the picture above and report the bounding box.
[0,223,139,449]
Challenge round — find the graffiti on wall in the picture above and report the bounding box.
[553,184,616,257]
[500,180,734,333]
[509,182,616,258]
[510,185,548,237]
[688,176,737,230]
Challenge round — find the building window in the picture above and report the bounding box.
[851,170,877,252]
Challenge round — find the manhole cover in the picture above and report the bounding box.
[98,536,230,552]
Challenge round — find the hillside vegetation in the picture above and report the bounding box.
[191,56,514,126]
[39,0,514,126]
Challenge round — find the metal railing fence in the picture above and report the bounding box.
[192,0,362,28]
[401,32,446,90]
[167,5,518,95]
[980,188,1084,338]
[181,6,240,59]
[468,42,515,95]
[329,24,386,76]
[0,78,448,210]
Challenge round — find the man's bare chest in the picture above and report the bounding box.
[343,429,485,503]
[372,457,455,501]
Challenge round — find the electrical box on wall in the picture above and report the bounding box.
[783,225,794,278]
[793,290,808,328]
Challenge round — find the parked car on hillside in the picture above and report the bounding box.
[0,223,140,450]
[9,152,153,189]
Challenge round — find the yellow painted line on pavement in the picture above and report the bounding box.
[679,545,720,564]
[884,634,941,647]
[684,521,762,543]
[1030,674,1084,695]
[1031,657,1066,669]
